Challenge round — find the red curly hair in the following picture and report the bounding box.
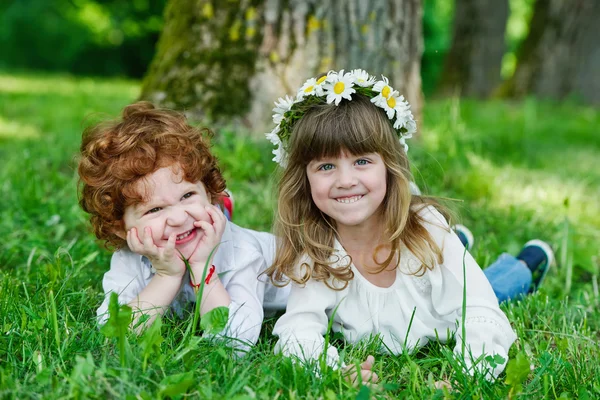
[78,101,226,249]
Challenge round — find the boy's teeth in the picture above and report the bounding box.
[176,230,193,240]
[336,195,363,204]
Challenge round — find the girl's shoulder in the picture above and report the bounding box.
[411,204,451,232]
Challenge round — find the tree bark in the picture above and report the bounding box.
[141,0,424,134]
[498,0,600,104]
[438,0,509,98]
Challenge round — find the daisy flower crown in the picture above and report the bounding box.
[265,69,417,167]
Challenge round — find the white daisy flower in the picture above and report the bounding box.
[272,95,295,124]
[272,143,287,167]
[351,69,376,87]
[370,76,394,107]
[297,75,327,100]
[265,126,281,145]
[323,69,356,106]
[393,99,416,136]
[375,89,401,119]
[399,136,409,153]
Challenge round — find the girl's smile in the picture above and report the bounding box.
[307,152,387,231]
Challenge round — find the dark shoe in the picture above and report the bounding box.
[517,239,554,292]
[453,224,474,251]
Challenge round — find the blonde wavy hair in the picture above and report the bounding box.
[265,94,449,289]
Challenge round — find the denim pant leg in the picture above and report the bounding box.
[483,253,532,303]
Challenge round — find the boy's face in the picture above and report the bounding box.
[120,165,213,259]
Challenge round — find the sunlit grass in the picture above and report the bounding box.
[0,115,41,140]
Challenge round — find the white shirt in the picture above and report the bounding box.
[97,221,289,349]
[273,206,517,378]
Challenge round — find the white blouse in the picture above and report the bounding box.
[97,221,289,350]
[273,206,517,378]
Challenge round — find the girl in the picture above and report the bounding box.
[264,70,552,382]
[78,102,288,351]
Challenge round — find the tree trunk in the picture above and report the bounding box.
[438,0,509,98]
[140,0,263,120]
[141,0,424,134]
[499,0,600,104]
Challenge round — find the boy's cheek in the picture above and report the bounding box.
[188,207,212,223]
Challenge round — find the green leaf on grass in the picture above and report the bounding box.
[485,353,506,368]
[100,292,132,367]
[140,317,164,371]
[200,306,229,334]
[159,371,195,397]
[100,292,132,338]
[356,385,370,400]
[505,351,531,387]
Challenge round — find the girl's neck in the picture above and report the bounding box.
[335,213,386,256]
[337,221,398,288]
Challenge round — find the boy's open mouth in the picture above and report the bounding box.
[175,228,197,244]
[335,195,363,204]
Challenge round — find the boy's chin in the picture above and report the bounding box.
[176,230,205,260]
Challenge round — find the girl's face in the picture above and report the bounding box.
[120,165,213,259]
[306,151,387,232]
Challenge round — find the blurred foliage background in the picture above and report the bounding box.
[0,0,534,95]
[0,0,166,78]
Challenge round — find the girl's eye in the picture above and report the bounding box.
[182,192,195,200]
[145,207,161,215]
[356,159,369,166]
[318,163,334,171]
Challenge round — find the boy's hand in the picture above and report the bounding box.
[343,355,379,387]
[188,205,227,271]
[127,227,184,277]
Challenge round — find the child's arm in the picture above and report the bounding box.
[273,272,341,368]
[203,249,266,351]
[188,205,231,316]
[422,206,517,378]
[96,250,182,330]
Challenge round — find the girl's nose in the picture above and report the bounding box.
[166,206,187,226]
[336,167,357,188]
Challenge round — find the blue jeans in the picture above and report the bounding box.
[483,253,532,303]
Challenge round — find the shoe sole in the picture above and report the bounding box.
[524,239,554,288]
[453,224,474,251]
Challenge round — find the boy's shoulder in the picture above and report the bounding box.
[218,222,276,270]
[109,247,147,271]
[226,222,275,250]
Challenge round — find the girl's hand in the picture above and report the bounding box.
[188,204,227,270]
[127,227,184,277]
[343,355,379,387]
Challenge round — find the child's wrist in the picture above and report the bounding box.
[152,273,184,286]
[190,262,218,287]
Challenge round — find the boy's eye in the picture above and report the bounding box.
[182,192,195,200]
[318,163,334,171]
[145,207,161,215]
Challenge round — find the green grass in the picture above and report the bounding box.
[1,71,599,399]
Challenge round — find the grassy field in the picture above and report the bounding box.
[0,71,599,399]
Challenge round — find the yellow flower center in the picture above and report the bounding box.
[387,96,396,108]
[382,86,390,98]
[317,76,327,84]
[334,82,345,94]
[304,85,314,93]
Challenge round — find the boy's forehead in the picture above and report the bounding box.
[131,166,200,205]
